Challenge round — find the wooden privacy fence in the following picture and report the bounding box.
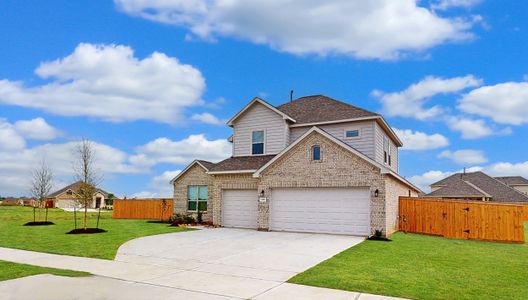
[399,197,525,243]
[113,199,173,221]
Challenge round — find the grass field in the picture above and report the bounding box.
[289,224,528,300]
[0,206,192,260]
[0,260,89,281]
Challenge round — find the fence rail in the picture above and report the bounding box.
[399,197,525,243]
[112,199,173,221]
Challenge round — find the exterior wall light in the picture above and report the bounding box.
[374,189,379,197]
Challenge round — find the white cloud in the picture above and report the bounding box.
[0,140,143,196]
[485,161,528,178]
[14,118,61,140]
[438,149,487,165]
[115,0,477,60]
[431,0,482,10]
[458,81,528,125]
[191,112,225,125]
[446,117,491,139]
[408,170,453,192]
[393,128,449,150]
[0,119,26,151]
[0,43,205,124]
[130,134,231,167]
[373,75,482,120]
[132,170,182,198]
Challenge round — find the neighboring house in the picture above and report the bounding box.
[172,95,421,236]
[494,176,528,196]
[427,172,528,202]
[48,181,109,209]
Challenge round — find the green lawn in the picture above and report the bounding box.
[0,206,192,260]
[290,223,528,300]
[0,260,89,281]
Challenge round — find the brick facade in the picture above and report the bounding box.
[173,164,214,222]
[384,175,419,235]
[174,131,418,236]
[259,131,386,235]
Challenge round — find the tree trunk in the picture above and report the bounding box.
[84,205,88,230]
[45,207,48,222]
[33,206,36,222]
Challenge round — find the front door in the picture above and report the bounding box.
[95,197,102,208]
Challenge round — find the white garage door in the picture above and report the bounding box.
[270,188,371,235]
[222,190,258,229]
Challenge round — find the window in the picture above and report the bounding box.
[187,186,208,211]
[345,130,359,138]
[383,137,388,164]
[252,130,264,155]
[312,145,321,161]
[66,190,73,195]
[388,140,392,166]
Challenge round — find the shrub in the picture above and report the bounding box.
[197,211,203,223]
[169,213,186,225]
[184,215,195,224]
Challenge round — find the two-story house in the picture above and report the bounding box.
[171,95,420,236]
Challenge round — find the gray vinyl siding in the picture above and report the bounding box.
[289,121,376,160]
[374,122,398,172]
[232,102,288,156]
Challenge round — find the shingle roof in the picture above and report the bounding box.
[426,172,528,202]
[208,155,275,172]
[494,176,528,186]
[48,181,109,198]
[276,95,379,125]
[426,180,489,198]
[196,160,215,170]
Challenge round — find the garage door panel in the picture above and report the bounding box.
[270,188,370,235]
[222,190,258,229]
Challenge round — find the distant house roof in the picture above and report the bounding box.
[494,176,528,186]
[276,95,379,125]
[48,181,109,198]
[427,172,528,202]
[208,155,276,174]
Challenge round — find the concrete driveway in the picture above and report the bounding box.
[0,228,406,299]
[115,228,364,298]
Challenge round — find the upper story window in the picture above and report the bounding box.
[252,130,264,155]
[383,137,392,166]
[383,137,388,165]
[312,145,321,161]
[345,129,360,138]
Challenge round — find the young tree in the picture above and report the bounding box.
[30,160,54,222]
[73,139,101,230]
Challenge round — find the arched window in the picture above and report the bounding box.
[312,145,321,161]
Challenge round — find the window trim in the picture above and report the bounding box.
[311,145,321,161]
[251,130,266,155]
[187,185,208,212]
[344,128,361,139]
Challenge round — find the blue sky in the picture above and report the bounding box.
[1,0,527,197]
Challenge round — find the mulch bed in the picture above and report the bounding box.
[367,236,392,242]
[66,228,107,234]
[24,221,55,226]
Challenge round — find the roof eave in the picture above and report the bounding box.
[170,160,211,184]
[208,169,256,175]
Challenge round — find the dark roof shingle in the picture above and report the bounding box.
[209,155,275,172]
[426,180,488,198]
[426,172,528,202]
[494,176,528,186]
[276,95,379,125]
[196,160,216,170]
